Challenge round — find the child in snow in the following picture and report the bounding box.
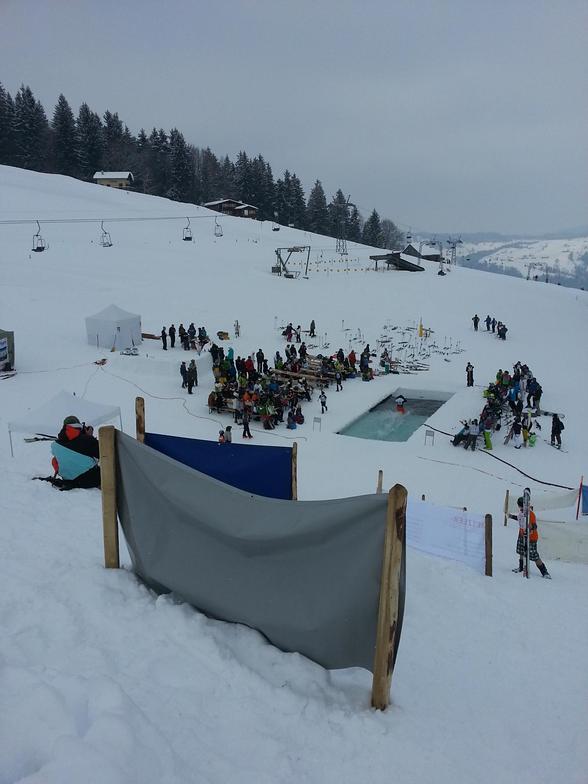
[551,414,564,448]
[509,497,551,578]
[319,390,327,414]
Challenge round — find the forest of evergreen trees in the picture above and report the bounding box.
[0,83,404,249]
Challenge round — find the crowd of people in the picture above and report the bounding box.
[452,361,563,451]
[161,323,210,351]
[471,314,508,340]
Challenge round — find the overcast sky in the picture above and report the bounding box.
[1,0,587,234]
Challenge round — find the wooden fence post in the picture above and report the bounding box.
[376,469,383,494]
[135,396,145,443]
[503,489,509,526]
[485,514,493,577]
[291,441,298,500]
[371,483,407,711]
[99,425,119,569]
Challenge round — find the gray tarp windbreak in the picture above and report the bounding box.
[115,431,393,672]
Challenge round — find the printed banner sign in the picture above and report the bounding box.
[407,499,486,572]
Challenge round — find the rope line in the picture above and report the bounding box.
[424,425,575,490]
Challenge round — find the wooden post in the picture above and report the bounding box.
[485,514,493,577]
[135,396,145,443]
[291,441,298,500]
[376,469,383,494]
[371,483,407,711]
[99,425,119,569]
[503,489,509,526]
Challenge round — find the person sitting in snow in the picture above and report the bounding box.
[50,416,101,489]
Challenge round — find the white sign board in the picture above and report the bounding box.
[407,499,486,573]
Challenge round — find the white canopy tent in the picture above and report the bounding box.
[85,304,142,350]
[8,390,122,456]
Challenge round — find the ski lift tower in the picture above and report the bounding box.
[335,195,355,256]
[446,236,463,266]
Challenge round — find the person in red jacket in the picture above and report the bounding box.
[510,497,551,578]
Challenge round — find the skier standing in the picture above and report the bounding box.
[510,497,551,578]
[491,317,496,333]
[551,414,564,449]
[309,319,316,338]
[169,324,176,348]
[319,390,328,413]
[472,314,480,331]
[180,361,187,389]
[335,371,343,391]
[484,315,492,331]
[187,360,197,393]
[242,409,253,439]
[466,362,474,387]
[161,327,168,350]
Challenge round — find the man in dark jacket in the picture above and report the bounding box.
[169,324,176,348]
[52,416,101,488]
[161,327,167,350]
[551,414,564,448]
[180,361,188,388]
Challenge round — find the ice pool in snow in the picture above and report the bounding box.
[339,390,451,442]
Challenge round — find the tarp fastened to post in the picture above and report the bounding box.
[115,431,406,672]
[144,431,293,499]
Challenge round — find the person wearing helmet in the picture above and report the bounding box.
[509,497,551,578]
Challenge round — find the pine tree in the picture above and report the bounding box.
[362,209,383,247]
[306,180,329,235]
[51,94,78,176]
[219,155,237,199]
[167,128,194,202]
[13,85,51,170]
[76,103,104,178]
[380,219,404,250]
[235,151,255,205]
[328,189,350,238]
[288,173,306,228]
[146,128,170,196]
[347,206,362,242]
[0,83,16,165]
[102,110,125,168]
[275,170,291,225]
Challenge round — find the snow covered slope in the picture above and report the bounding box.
[0,165,587,784]
[461,235,588,284]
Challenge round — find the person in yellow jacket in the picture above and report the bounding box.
[510,497,551,578]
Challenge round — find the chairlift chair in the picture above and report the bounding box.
[214,217,223,238]
[32,220,46,252]
[183,217,193,241]
[100,221,113,248]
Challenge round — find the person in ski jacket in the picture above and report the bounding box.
[511,417,523,448]
[256,349,264,373]
[491,318,496,333]
[348,350,357,369]
[188,323,196,340]
[335,371,343,391]
[551,414,564,448]
[180,361,188,389]
[485,315,492,331]
[465,419,479,450]
[187,360,197,393]
[218,429,226,444]
[451,421,469,447]
[309,319,316,337]
[319,390,327,413]
[168,324,176,348]
[161,327,168,350]
[466,362,474,387]
[472,314,480,331]
[51,416,101,488]
[509,497,551,577]
[242,409,252,439]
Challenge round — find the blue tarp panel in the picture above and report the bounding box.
[582,484,588,515]
[144,432,293,500]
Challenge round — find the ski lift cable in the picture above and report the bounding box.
[0,214,224,226]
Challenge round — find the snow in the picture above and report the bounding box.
[0,164,587,783]
[461,236,588,279]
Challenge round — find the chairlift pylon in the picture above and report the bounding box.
[32,220,46,252]
[182,217,193,241]
[100,220,112,247]
[214,217,223,238]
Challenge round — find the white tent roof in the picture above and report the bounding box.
[86,304,140,323]
[8,390,121,437]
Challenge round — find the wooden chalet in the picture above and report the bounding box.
[204,199,258,219]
